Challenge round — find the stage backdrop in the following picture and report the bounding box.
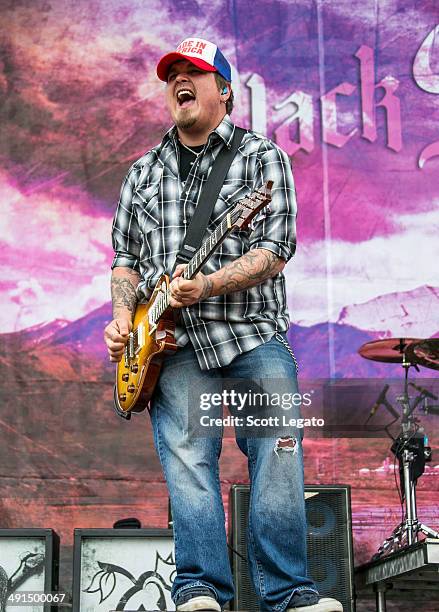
[1,0,438,601]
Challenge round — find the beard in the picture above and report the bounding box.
[175,114,197,129]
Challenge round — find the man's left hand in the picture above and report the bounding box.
[169,264,213,308]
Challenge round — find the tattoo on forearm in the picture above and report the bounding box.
[112,276,138,317]
[212,249,283,295]
[200,276,213,300]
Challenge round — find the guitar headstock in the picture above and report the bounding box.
[231,180,273,231]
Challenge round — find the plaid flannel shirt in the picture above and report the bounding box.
[111,115,297,370]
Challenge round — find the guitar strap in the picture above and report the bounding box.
[171,126,247,274]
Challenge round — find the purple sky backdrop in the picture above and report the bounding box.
[0,0,438,335]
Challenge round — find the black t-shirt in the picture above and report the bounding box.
[178,141,204,182]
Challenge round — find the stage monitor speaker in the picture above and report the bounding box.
[72,528,175,612]
[229,484,355,612]
[0,528,59,612]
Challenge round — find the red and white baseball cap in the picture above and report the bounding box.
[157,37,232,82]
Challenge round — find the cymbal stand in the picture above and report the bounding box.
[372,354,439,560]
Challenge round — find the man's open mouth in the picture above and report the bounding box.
[176,89,196,108]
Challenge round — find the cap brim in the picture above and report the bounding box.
[156,52,217,81]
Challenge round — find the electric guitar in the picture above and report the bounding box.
[114,180,273,417]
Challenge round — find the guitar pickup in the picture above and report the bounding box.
[135,323,145,352]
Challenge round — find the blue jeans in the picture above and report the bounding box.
[149,333,318,611]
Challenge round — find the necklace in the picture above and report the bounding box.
[180,141,204,156]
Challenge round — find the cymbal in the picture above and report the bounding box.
[405,338,439,371]
[358,338,422,363]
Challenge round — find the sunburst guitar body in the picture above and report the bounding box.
[114,275,177,417]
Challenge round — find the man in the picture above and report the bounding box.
[104,37,342,612]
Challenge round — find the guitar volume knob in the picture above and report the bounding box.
[131,364,139,373]
[119,394,127,402]
[127,384,136,393]
[122,373,129,382]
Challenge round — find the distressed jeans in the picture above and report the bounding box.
[149,333,318,611]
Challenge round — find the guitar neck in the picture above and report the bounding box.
[153,213,234,320]
[182,213,233,280]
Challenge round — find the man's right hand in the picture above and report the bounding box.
[104,318,133,362]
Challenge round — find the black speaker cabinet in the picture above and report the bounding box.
[229,484,355,611]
